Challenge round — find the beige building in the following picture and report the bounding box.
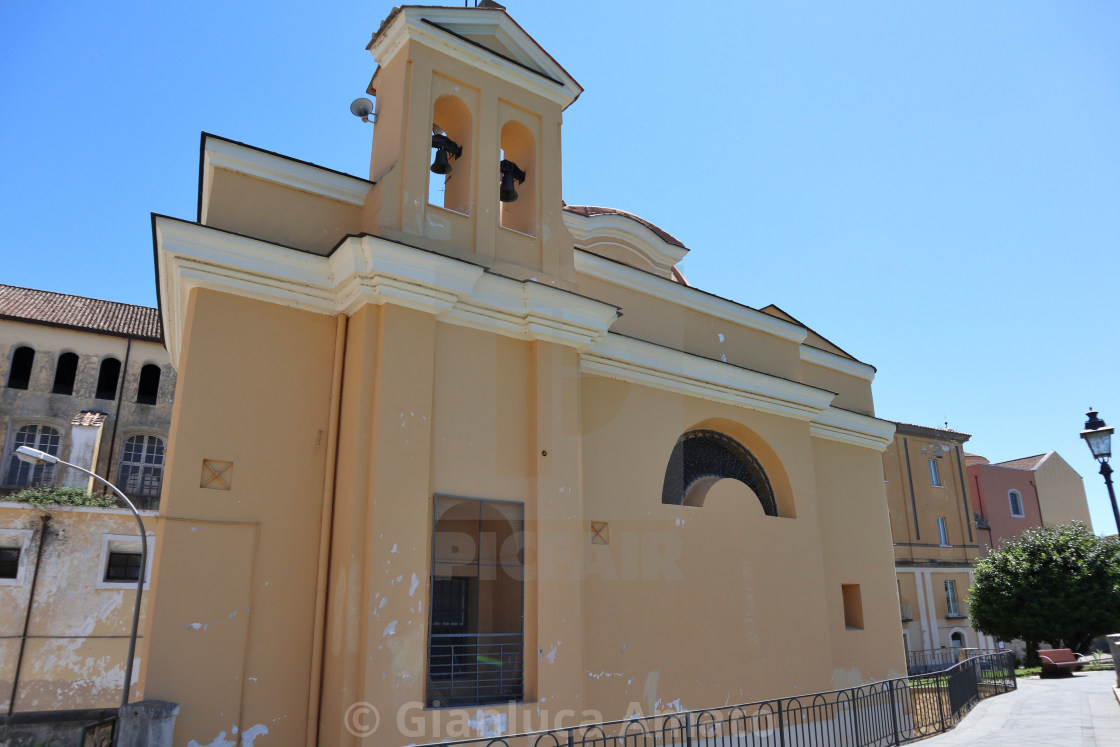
[882,422,995,661]
[0,286,172,712]
[140,4,904,745]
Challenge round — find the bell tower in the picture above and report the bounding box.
[362,3,583,285]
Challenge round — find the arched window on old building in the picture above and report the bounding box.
[661,429,779,516]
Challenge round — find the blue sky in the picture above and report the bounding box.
[2,1,1118,532]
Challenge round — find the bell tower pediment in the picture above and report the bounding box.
[368,6,582,109]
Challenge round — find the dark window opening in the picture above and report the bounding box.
[52,352,79,395]
[661,429,779,515]
[427,496,524,707]
[95,358,121,400]
[0,547,19,579]
[136,364,161,405]
[105,551,142,582]
[7,346,35,390]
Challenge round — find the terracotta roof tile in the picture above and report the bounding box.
[0,285,162,342]
[563,204,687,249]
[71,410,110,427]
[991,453,1049,471]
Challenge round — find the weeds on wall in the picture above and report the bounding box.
[2,486,118,509]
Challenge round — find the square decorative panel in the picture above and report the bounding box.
[590,521,608,545]
[201,460,233,490]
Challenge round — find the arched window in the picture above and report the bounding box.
[52,352,79,395]
[136,364,161,405]
[661,429,778,516]
[429,95,472,214]
[499,120,536,235]
[118,435,165,502]
[5,424,61,487]
[95,357,121,400]
[950,631,965,649]
[7,346,35,390]
[1008,489,1024,518]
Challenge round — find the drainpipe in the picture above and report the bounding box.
[8,514,50,714]
[1030,478,1044,525]
[102,338,132,495]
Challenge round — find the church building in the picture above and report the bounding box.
[141,4,904,744]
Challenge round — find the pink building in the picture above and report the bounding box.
[966,451,1092,554]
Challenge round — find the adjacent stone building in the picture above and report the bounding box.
[0,285,171,711]
[882,422,996,660]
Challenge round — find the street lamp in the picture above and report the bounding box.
[1080,409,1119,535]
[15,445,148,709]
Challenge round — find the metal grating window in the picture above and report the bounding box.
[661,429,778,515]
[105,551,142,582]
[118,435,165,508]
[5,424,61,487]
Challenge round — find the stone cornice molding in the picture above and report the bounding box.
[800,344,877,382]
[581,334,835,422]
[809,407,897,451]
[200,136,372,224]
[154,219,618,367]
[574,250,809,345]
[563,211,688,274]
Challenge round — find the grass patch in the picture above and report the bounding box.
[1015,661,1114,678]
[2,486,118,509]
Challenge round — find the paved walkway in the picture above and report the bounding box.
[920,670,1120,745]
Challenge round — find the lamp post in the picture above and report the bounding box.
[1080,409,1119,536]
[15,445,147,709]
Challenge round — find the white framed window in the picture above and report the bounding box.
[96,534,154,589]
[4,423,61,488]
[1009,490,1024,518]
[950,630,966,648]
[0,529,34,586]
[936,517,949,546]
[117,434,165,500]
[945,580,961,617]
[928,458,942,487]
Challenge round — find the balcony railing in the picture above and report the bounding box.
[427,632,523,707]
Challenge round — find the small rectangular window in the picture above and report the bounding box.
[928,458,942,487]
[1009,491,1024,518]
[0,547,19,579]
[937,517,949,546]
[104,551,142,582]
[945,580,960,617]
[842,584,864,629]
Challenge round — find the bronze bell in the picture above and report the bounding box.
[430,148,452,175]
[430,134,462,175]
[499,159,525,203]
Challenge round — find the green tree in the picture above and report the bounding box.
[970,522,1120,654]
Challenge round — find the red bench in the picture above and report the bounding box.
[1038,648,1086,678]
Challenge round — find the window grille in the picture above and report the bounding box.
[105,551,142,582]
[118,435,165,507]
[1008,490,1024,517]
[661,429,778,515]
[5,424,61,487]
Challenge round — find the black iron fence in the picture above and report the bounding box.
[905,647,1000,676]
[427,632,524,707]
[423,651,1015,747]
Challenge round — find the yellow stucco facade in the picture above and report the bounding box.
[140,5,905,745]
[882,423,995,656]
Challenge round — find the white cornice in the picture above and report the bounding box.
[581,334,836,421]
[800,345,876,382]
[809,408,896,451]
[562,211,688,273]
[200,137,372,223]
[155,220,618,367]
[574,250,809,345]
[369,7,582,109]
